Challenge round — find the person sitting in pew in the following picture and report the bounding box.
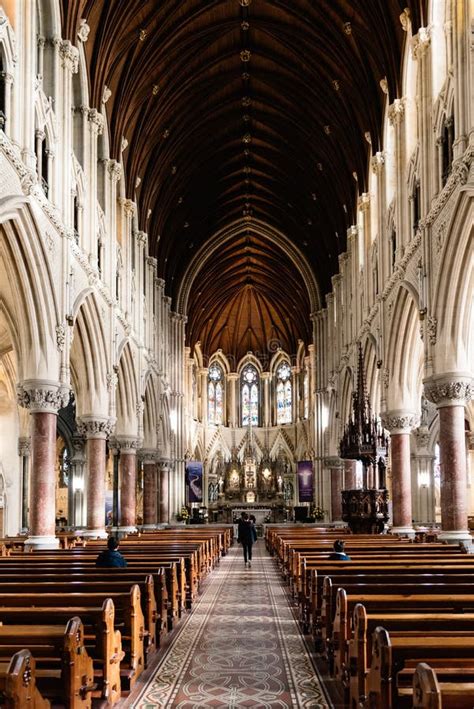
[96,536,128,568]
[328,539,351,561]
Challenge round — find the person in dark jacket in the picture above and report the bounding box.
[237,512,254,567]
[327,539,351,561]
[96,536,128,568]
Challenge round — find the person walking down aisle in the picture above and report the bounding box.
[237,511,254,567]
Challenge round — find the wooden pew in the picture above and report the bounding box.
[350,603,474,708]
[0,618,94,708]
[366,626,474,708]
[0,649,50,709]
[0,586,144,691]
[0,599,123,704]
[413,662,474,709]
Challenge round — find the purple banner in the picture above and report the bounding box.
[297,461,314,502]
[186,461,203,503]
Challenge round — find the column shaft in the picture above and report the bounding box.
[120,451,137,528]
[29,412,57,539]
[159,465,169,523]
[344,459,358,489]
[391,432,413,529]
[143,462,158,526]
[439,405,468,532]
[86,437,107,535]
[330,467,343,521]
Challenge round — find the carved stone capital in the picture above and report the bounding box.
[371,151,385,174]
[157,459,171,473]
[423,373,474,408]
[88,109,104,135]
[324,456,343,470]
[139,448,158,464]
[388,98,405,126]
[135,230,147,247]
[107,160,122,182]
[121,198,136,217]
[17,380,70,414]
[381,410,419,434]
[77,416,116,440]
[414,425,431,451]
[411,26,430,60]
[116,436,142,453]
[18,437,31,456]
[59,40,79,72]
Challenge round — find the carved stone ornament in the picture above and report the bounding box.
[424,374,474,408]
[116,437,142,452]
[371,151,385,173]
[324,456,342,470]
[388,98,405,126]
[17,381,70,414]
[77,416,115,439]
[18,437,31,456]
[55,324,66,352]
[414,425,430,451]
[102,85,112,104]
[139,448,158,464]
[77,19,90,43]
[381,411,419,434]
[426,315,437,345]
[379,77,388,94]
[59,40,79,73]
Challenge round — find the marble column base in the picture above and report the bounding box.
[117,525,137,534]
[390,525,416,539]
[82,528,108,539]
[24,535,60,550]
[332,520,347,528]
[141,524,159,530]
[438,530,472,544]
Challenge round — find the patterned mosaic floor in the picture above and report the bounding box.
[129,543,330,708]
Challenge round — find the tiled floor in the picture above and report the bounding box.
[128,543,330,708]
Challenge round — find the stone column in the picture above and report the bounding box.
[77,417,115,538]
[141,449,158,528]
[18,437,31,533]
[227,373,238,427]
[17,381,70,549]
[69,435,86,528]
[412,425,436,525]
[326,457,344,525]
[424,375,473,543]
[261,372,271,426]
[343,459,358,490]
[117,437,141,532]
[382,411,418,538]
[158,460,170,524]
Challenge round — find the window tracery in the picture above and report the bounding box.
[276,361,292,424]
[241,364,259,426]
[208,363,224,425]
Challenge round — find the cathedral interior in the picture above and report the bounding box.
[0,0,473,706]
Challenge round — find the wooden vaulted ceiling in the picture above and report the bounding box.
[61,0,426,363]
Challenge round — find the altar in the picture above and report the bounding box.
[232,508,271,524]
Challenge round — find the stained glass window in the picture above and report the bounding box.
[208,363,223,425]
[241,364,259,426]
[276,362,292,424]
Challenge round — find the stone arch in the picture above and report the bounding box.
[116,341,139,437]
[431,192,474,374]
[362,334,380,412]
[339,366,354,429]
[177,218,321,316]
[385,284,423,411]
[0,208,60,381]
[70,291,109,417]
[143,371,160,449]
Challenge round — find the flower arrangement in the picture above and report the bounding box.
[176,506,190,523]
[309,505,326,522]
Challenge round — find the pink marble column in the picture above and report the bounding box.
[326,458,343,522]
[390,432,413,530]
[142,451,158,527]
[424,374,472,544]
[158,462,169,523]
[29,411,58,539]
[438,405,468,534]
[382,411,417,536]
[17,381,70,550]
[118,438,140,530]
[344,459,358,489]
[78,417,114,538]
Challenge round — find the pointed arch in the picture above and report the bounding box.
[70,291,109,417]
[385,284,424,411]
[116,341,139,437]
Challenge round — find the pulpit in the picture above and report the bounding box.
[342,489,389,534]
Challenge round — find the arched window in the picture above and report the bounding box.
[276,362,292,424]
[241,364,259,426]
[208,363,224,425]
[303,369,309,419]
